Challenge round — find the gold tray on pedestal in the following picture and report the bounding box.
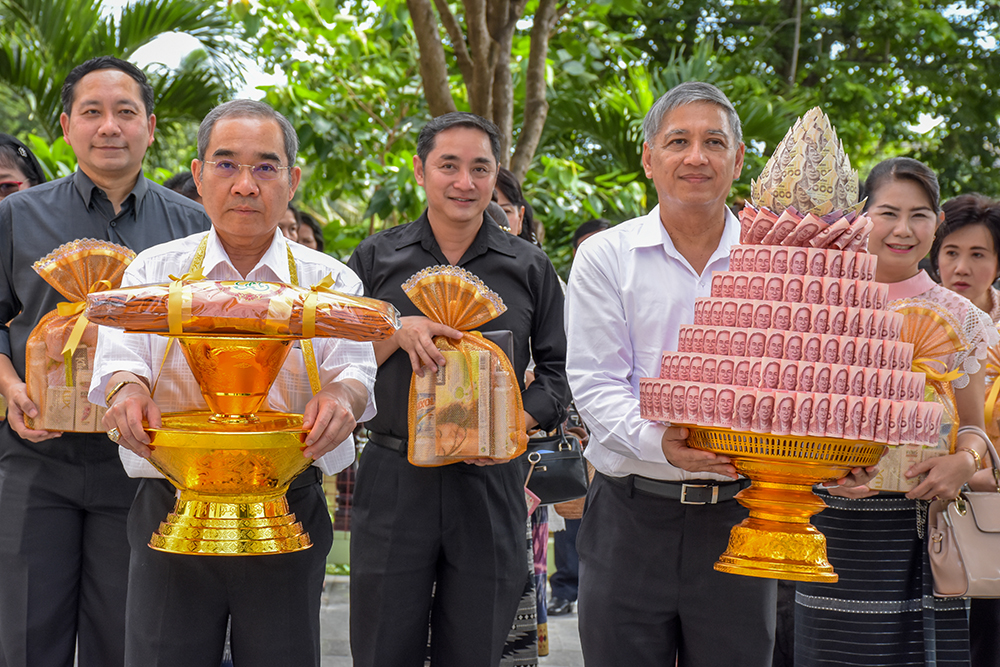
[145,411,313,555]
[683,426,885,582]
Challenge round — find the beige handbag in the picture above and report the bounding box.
[927,427,1000,598]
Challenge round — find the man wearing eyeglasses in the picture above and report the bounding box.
[89,99,376,666]
[0,56,209,667]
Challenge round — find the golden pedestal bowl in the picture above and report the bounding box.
[145,411,313,555]
[143,335,314,556]
[684,427,885,582]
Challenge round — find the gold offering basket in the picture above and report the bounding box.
[684,426,885,582]
[144,335,313,556]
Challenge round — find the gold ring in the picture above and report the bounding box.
[107,427,121,443]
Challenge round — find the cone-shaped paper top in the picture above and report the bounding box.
[751,107,859,218]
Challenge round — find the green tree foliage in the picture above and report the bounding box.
[0,0,243,153]
[610,0,1000,197]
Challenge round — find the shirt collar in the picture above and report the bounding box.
[72,168,149,208]
[886,269,937,302]
[201,226,292,283]
[629,203,740,268]
[395,209,518,259]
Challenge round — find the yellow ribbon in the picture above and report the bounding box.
[912,357,963,384]
[985,362,1000,427]
[165,269,206,335]
[56,280,113,386]
[289,247,321,396]
[302,273,336,339]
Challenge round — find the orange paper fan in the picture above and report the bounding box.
[33,238,135,301]
[402,266,505,331]
[896,301,966,449]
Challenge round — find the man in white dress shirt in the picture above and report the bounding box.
[89,100,376,666]
[565,82,776,666]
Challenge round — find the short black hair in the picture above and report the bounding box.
[296,210,325,253]
[416,112,501,165]
[0,134,46,186]
[61,56,155,117]
[572,218,611,250]
[162,171,200,202]
[493,166,536,245]
[930,193,1000,282]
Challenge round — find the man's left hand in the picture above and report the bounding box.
[302,379,368,460]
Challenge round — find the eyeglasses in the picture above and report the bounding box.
[0,181,24,199]
[202,160,291,181]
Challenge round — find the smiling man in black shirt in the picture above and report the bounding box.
[0,57,209,667]
[347,112,570,666]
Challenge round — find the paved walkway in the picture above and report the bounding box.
[319,576,584,666]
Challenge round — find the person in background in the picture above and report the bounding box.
[296,209,325,252]
[495,165,538,245]
[930,192,1000,667]
[0,134,47,200]
[547,217,611,618]
[162,170,201,203]
[795,157,995,667]
[279,203,299,242]
[0,55,210,667]
[0,135,46,421]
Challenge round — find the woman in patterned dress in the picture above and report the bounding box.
[795,158,997,667]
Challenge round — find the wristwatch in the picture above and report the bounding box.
[105,379,142,407]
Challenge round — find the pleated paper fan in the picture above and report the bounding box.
[33,239,135,301]
[402,265,505,331]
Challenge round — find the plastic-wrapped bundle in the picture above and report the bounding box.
[26,239,135,431]
[85,277,400,341]
[404,265,528,466]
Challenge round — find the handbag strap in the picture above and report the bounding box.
[956,425,1000,492]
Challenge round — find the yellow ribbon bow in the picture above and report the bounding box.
[302,274,337,339]
[912,357,964,384]
[56,280,114,386]
[166,269,206,335]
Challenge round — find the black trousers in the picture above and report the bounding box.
[350,442,527,667]
[577,473,776,667]
[0,425,138,667]
[549,517,580,602]
[971,598,1000,667]
[123,470,331,667]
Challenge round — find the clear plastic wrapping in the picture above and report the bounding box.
[85,278,400,341]
[404,266,528,466]
[25,239,135,431]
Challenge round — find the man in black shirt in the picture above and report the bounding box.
[347,112,570,666]
[0,57,209,667]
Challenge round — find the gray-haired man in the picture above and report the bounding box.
[566,82,776,666]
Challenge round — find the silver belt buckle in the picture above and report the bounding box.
[679,483,718,505]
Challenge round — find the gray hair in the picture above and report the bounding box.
[642,82,742,146]
[197,100,299,170]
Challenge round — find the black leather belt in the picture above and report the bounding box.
[601,472,749,504]
[367,432,408,454]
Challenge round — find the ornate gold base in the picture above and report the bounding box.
[685,427,885,583]
[149,494,312,555]
[145,411,314,556]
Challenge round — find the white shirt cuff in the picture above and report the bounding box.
[638,420,670,465]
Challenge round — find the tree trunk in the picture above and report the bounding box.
[509,0,559,181]
[788,0,802,85]
[406,0,457,116]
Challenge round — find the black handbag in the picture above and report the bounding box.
[522,426,589,505]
